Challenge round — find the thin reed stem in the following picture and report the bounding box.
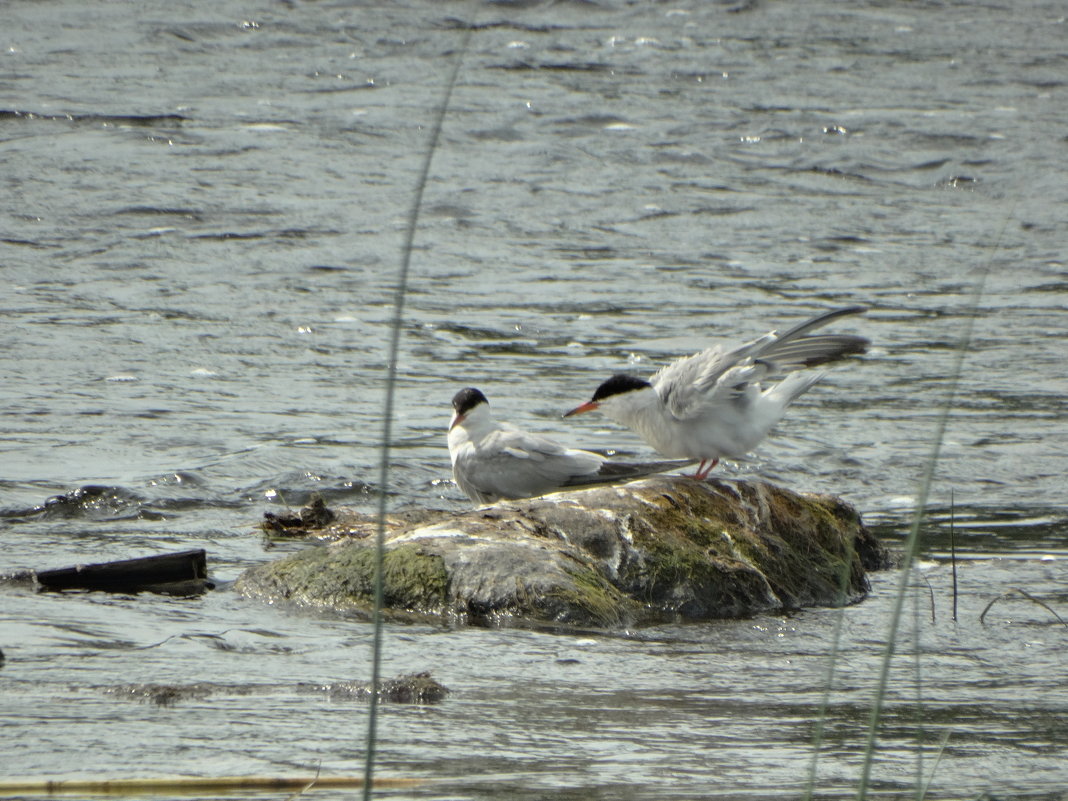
[855,254,1001,799]
[911,571,925,798]
[918,729,952,800]
[801,532,858,800]
[363,21,474,801]
[950,490,958,623]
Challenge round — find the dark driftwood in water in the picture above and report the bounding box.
[34,549,212,594]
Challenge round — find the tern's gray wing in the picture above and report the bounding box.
[560,458,697,489]
[753,333,869,372]
[765,305,868,341]
[751,306,868,370]
[454,427,605,503]
[651,342,762,420]
[653,307,868,419]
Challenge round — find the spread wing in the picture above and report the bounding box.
[650,307,868,420]
[650,342,766,420]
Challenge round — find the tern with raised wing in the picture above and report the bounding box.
[564,306,869,479]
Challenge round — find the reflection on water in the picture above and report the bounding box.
[3,0,1068,798]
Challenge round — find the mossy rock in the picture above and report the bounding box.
[237,476,888,629]
[239,542,448,617]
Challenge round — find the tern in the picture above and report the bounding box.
[564,306,869,479]
[448,387,694,505]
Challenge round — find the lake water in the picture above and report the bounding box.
[3,0,1067,798]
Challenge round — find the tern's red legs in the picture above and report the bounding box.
[685,458,719,480]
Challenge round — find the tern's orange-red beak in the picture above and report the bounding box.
[563,401,599,418]
[449,412,464,431]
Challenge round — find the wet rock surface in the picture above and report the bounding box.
[238,476,889,629]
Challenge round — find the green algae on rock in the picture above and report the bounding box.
[240,541,449,616]
[236,476,888,629]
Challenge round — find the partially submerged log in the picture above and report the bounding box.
[102,671,447,706]
[32,549,212,595]
[237,477,888,629]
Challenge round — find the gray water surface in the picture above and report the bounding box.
[3,1,1067,798]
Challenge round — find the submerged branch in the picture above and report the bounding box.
[979,587,1068,629]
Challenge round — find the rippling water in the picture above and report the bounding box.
[3,0,1067,798]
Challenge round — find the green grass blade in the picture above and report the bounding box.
[854,270,994,800]
[362,20,474,801]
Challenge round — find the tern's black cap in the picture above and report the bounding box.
[452,387,489,415]
[590,374,651,402]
